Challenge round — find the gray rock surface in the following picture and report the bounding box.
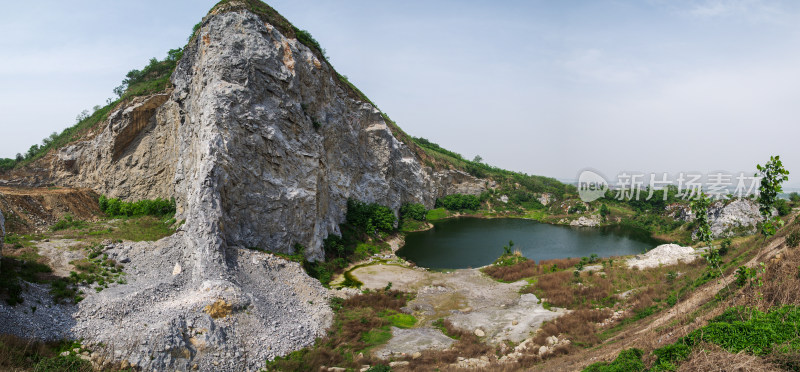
[51,5,483,261]
[7,3,486,371]
[570,215,600,227]
[670,198,764,238]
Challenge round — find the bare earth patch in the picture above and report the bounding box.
[346,263,564,359]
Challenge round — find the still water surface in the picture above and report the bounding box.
[396,218,662,269]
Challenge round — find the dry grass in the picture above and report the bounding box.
[203,299,233,319]
[482,257,582,282]
[757,240,800,309]
[405,319,497,370]
[677,343,781,372]
[532,308,613,348]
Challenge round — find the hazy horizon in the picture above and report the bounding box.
[1,0,798,188]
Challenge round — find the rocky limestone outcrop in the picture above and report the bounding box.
[669,198,764,238]
[627,244,697,269]
[16,2,487,371]
[570,215,601,227]
[50,6,483,261]
[52,94,181,203]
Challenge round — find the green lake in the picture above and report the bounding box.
[396,217,662,269]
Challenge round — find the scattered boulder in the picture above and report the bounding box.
[627,244,697,269]
[570,215,600,227]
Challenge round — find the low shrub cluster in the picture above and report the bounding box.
[345,199,396,235]
[435,194,481,212]
[583,348,645,372]
[50,214,88,231]
[303,199,397,286]
[99,195,176,218]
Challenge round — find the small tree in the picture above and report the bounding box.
[756,155,790,239]
[473,155,483,163]
[790,192,800,203]
[691,192,721,276]
[599,203,610,221]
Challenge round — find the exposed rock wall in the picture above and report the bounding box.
[670,198,764,238]
[51,7,484,261]
[52,94,181,203]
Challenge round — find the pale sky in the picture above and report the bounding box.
[1,0,798,188]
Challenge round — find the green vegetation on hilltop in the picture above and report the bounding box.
[413,136,575,198]
[113,48,183,100]
[0,47,184,172]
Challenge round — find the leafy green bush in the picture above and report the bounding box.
[99,195,176,218]
[719,237,733,255]
[114,49,182,99]
[650,343,691,371]
[435,194,481,212]
[345,199,396,235]
[776,199,791,216]
[293,27,326,59]
[400,203,427,221]
[0,158,17,172]
[583,348,645,371]
[569,204,587,214]
[682,305,800,355]
[50,214,88,231]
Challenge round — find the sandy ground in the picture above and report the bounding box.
[35,239,87,277]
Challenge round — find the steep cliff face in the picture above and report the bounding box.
[50,4,483,262]
[52,94,181,202]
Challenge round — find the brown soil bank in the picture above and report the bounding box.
[0,187,100,234]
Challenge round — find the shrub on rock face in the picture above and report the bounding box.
[400,203,427,221]
[346,199,396,235]
[435,194,481,212]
